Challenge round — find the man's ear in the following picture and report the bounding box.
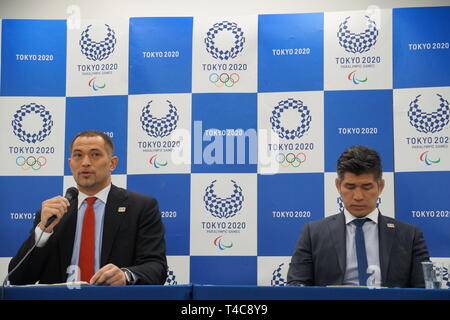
[68,157,73,172]
[335,177,341,194]
[378,178,385,194]
[110,156,118,172]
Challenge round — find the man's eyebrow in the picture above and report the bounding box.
[360,182,375,187]
[344,182,374,187]
[72,148,103,153]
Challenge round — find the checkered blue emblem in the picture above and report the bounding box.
[11,103,53,144]
[204,21,246,60]
[270,98,312,140]
[203,180,244,218]
[271,263,287,286]
[444,266,449,288]
[140,100,179,138]
[79,24,117,61]
[337,16,378,53]
[165,268,178,285]
[408,94,450,134]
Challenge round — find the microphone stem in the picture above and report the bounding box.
[2,225,47,288]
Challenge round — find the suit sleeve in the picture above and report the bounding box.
[8,210,53,285]
[287,222,314,286]
[127,197,168,285]
[408,226,430,288]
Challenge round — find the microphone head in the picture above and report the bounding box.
[64,187,79,202]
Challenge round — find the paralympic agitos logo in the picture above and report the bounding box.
[149,154,168,168]
[348,70,368,85]
[88,77,106,91]
[213,236,233,250]
[419,151,440,166]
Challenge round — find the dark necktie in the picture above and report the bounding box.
[79,197,97,282]
[353,218,369,286]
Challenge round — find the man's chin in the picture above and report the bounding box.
[348,207,371,217]
[74,179,96,190]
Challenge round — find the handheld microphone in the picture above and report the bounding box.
[2,187,79,291]
[44,187,79,228]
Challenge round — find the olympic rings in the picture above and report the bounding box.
[275,152,306,168]
[16,156,47,171]
[209,73,240,87]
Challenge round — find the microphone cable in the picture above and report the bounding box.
[1,224,48,300]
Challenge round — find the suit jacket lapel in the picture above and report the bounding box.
[101,184,127,266]
[378,212,395,285]
[327,213,346,278]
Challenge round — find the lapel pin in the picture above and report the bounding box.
[387,223,395,228]
[118,207,126,213]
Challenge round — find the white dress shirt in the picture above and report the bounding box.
[34,185,111,281]
[342,208,382,286]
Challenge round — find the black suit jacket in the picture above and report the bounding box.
[287,212,430,288]
[8,185,168,285]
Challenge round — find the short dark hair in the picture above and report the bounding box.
[70,130,114,155]
[336,145,382,181]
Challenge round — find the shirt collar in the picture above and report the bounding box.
[77,184,111,209]
[343,207,379,225]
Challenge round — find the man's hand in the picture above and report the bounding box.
[90,264,127,286]
[39,196,70,232]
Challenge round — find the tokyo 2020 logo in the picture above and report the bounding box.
[204,21,245,60]
[140,100,179,138]
[270,98,312,140]
[337,16,379,54]
[11,103,53,144]
[79,24,117,61]
[203,180,244,219]
[408,94,449,134]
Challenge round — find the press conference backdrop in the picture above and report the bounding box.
[0,6,449,286]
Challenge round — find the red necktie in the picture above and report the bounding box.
[79,197,97,282]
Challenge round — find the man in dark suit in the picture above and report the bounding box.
[8,130,167,285]
[287,145,430,288]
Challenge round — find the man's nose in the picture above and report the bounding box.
[353,188,364,200]
[81,155,91,166]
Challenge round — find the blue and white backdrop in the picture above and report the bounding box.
[0,6,449,286]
